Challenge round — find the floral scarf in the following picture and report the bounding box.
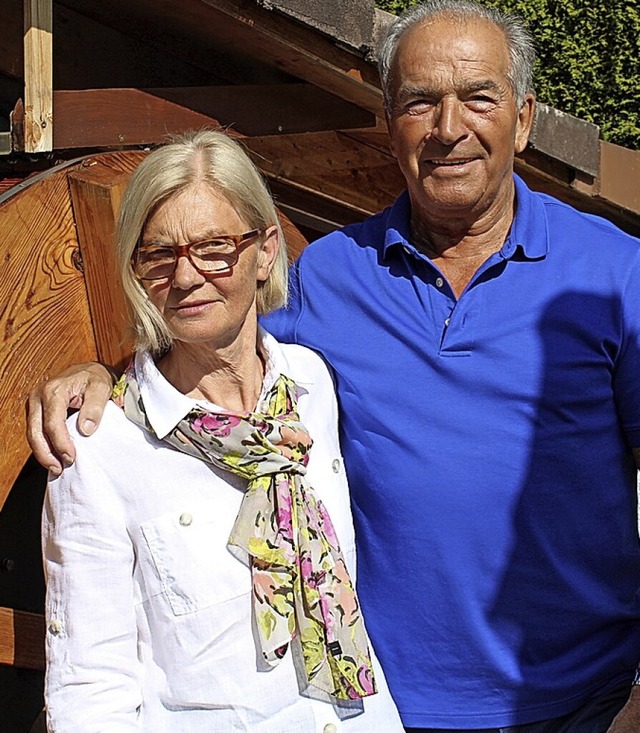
[112,361,376,702]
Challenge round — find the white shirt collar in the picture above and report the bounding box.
[135,326,299,439]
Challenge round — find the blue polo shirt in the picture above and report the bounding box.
[263,175,640,728]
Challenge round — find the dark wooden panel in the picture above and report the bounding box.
[57,0,384,115]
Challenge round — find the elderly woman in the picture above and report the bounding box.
[42,130,402,732]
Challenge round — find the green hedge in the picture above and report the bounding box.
[375,0,640,149]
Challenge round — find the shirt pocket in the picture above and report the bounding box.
[140,504,249,615]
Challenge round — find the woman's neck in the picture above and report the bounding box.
[157,327,265,412]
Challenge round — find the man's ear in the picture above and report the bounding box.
[256,225,280,282]
[515,93,536,154]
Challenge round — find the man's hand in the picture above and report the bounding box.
[27,362,116,475]
[608,685,640,733]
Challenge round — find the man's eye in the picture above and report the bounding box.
[466,96,496,110]
[405,99,434,115]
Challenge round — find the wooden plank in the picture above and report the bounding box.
[0,607,45,670]
[149,84,375,135]
[52,88,224,149]
[69,162,136,371]
[268,177,371,232]
[245,130,404,217]
[48,84,373,151]
[23,0,53,152]
[0,164,97,510]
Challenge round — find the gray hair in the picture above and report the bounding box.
[378,0,535,110]
[116,129,289,354]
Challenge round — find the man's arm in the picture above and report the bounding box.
[27,362,116,475]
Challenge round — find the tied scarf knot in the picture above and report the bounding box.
[113,361,377,702]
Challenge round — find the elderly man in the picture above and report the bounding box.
[28,1,640,731]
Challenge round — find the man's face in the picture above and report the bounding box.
[386,16,534,226]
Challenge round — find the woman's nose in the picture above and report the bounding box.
[171,252,205,289]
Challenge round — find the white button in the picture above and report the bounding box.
[444,318,451,327]
[435,277,444,287]
[48,619,62,635]
[331,459,341,473]
[179,512,193,526]
[323,724,337,733]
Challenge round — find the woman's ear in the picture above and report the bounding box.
[256,225,280,282]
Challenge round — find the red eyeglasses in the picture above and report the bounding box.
[132,229,264,280]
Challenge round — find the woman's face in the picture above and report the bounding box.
[140,184,277,349]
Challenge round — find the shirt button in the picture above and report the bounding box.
[444,317,451,327]
[331,459,341,473]
[435,277,444,288]
[179,512,193,527]
[323,725,337,733]
[48,619,62,635]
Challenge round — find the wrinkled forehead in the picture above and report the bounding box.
[142,184,248,243]
[392,15,511,82]
[385,16,515,110]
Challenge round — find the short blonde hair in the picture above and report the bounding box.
[116,129,289,354]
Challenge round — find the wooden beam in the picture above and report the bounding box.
[0,607,45,670]
[69,161,136,371]
[245,130,404,217]
[149,84,375,136]
[45,85,374,152]
[23,0,52,152]
[52,88,224,150]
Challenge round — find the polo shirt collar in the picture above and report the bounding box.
[382,190,414,257]
[134,326,286,439]
[381,175,549,261]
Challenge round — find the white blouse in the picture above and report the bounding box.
[42,329,403,733]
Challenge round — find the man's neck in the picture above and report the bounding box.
[409,199,516,298]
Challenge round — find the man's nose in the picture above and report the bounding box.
[431,96,467,145]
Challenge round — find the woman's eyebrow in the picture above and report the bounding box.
[140,230,228,246]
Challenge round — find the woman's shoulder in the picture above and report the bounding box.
[64,400,144,462]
